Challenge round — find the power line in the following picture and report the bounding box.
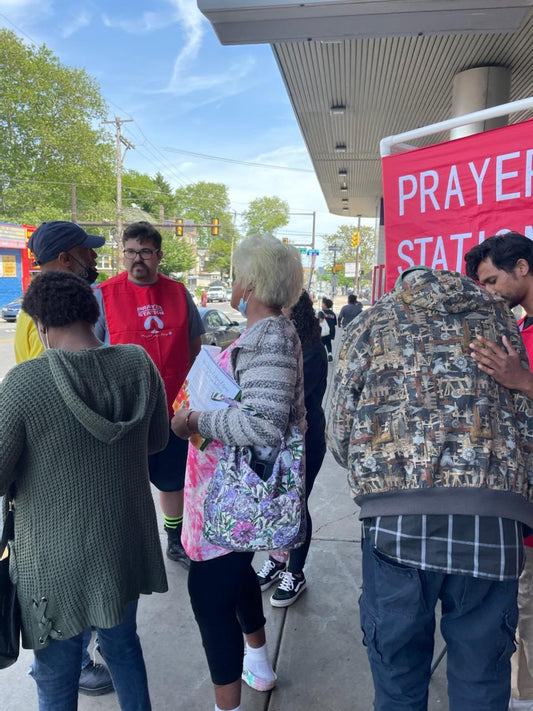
[153,145,315,173]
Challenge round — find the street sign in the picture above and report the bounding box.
[345,261,356,277]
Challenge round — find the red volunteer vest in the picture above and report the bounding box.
[518,316,533,547]
[98,272,190,417]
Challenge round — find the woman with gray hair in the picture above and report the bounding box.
[172,234,305,711]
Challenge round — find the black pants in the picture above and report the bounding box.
[188,552,266,685]
[321,335,332,355]
[288,441,327,575]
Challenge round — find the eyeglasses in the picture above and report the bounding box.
[123,248,158,260]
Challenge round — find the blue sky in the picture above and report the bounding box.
[0,0,364,259]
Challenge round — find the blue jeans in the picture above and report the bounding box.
[360,538,518,711]
[30,600,151,711]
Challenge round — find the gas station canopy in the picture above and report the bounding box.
[198,1,533,218]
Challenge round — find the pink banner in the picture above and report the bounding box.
[382,119,533,291]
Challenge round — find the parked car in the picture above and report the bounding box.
[207,286,226,302]
[199,307,241,350]
[1,296,22,322]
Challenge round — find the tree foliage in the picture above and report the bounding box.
[321,224,376,289]
[174,181,232,248]
[241,196,290,235]
[158,233,196,277]
[123,171,175,217]
[205,237,232,279]
[0,29,114,224]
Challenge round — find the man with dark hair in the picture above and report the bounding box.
[14,220,113,697]
[94,221,204,569]
[328,266,533,710]
[338,293,362,329]
[466,232,533,709]
[15,221,104,361]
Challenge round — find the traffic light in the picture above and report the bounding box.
[176,218,183,237]
[351,231,360,247]
[211,217,219,237]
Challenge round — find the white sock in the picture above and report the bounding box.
[243,643,276,681]
[215,706,240,711]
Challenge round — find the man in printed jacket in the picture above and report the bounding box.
[327,266,533,711]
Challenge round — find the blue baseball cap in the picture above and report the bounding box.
[29,221,105,265]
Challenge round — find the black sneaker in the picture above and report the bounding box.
[256,558,286,592]
[270,572,307,607]
[164,526,190,569]
[328,353,333,362]
[78,660,114,696]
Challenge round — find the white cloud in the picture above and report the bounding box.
[61,10,91,39]
[0,0,53,29]
[166,0,205,90]
[101,0,202,36]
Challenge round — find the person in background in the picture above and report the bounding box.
[93,221,204,569]
[465,232,533,711]
[321,297,337,361]
[338,293,362,329]
[1,271,169,710]
[171,234,305,711]
[13,220,113,697]
[256,290,328,606]
[328,266,533,711]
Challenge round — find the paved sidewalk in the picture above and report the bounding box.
[0,336,449,710]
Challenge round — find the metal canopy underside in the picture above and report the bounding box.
[272,15,533,217]
[198,2,533,218]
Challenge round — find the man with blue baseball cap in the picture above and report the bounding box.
[14,221,114,697]
[16,221,105,361]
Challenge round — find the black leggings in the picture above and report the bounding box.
[288,442,327,575]
[188,552,266,685]
[321,335,332,355]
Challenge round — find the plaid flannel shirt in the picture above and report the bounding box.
[363,514,524,581]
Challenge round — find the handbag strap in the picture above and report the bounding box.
[1,484,16,555]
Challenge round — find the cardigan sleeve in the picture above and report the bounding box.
[198,320,300,448]
[0,369,27,495]
[147,356,170,455]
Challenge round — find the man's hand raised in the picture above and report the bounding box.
[469,334,533,397]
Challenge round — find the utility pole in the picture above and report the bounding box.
[355,214,362,295]
[327,243,341,298]
[229,211,237,284]
[71,184,77,223]
[104,116,134,271]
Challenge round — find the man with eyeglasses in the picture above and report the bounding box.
[94,221,204,570]
[14,220,114,697]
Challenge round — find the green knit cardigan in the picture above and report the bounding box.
[0,344,169,649]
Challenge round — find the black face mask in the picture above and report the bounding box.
[82,265,98,285]
[70,254,98,284]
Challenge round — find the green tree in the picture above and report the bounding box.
[205,237,232,279]
[174,182,232,247]
[241,196,290,235]
[123,171,176,217]
[321,224,376,290]
[159,233,196,277]
[0,29,114,224]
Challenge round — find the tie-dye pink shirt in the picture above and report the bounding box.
[181,338,241,562]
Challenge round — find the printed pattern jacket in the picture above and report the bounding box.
[327,269,533,526]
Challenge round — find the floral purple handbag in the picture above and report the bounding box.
[202,422,306,552]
